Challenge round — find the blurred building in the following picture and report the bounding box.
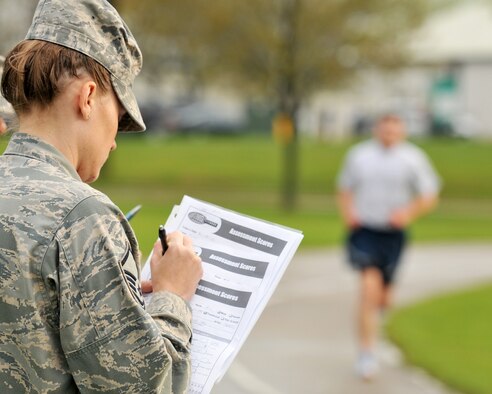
[3,0,491,138]
[302,0,492,139]
[0,0,37,55]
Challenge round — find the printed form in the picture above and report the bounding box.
[141,196,303,394]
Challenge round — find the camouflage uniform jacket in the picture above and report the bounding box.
[0,133,192,393]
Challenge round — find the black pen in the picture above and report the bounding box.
[158,225,168,255]
[125,204,142,221]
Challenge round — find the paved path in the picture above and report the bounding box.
[213,243,492,394]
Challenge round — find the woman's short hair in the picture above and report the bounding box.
[1,40,111,115]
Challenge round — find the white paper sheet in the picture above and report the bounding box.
[141,196,303,394]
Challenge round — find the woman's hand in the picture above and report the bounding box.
[145,231,203,301]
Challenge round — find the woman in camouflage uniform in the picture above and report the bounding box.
[0,1,202,392]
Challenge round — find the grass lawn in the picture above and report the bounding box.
[2,133,491,254]
[94,134,492,253]
[386,283,492,394]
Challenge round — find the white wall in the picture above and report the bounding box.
[298,67,433,139]
[459,63,492,137]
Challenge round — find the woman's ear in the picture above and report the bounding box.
[78,81,97,121]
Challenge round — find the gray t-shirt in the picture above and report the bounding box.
[337,140,441,229]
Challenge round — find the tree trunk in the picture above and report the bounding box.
[277,0,300,211]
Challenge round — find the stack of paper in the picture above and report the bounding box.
[141,196,303,394]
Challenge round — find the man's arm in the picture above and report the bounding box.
[336,189,360,229]
[390,147,441,229]
[389,194,439,229]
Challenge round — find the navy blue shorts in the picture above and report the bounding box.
[346,226,406,285]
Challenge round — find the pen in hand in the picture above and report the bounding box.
[158,225,168,255]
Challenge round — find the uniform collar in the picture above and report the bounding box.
[3,132,82,182]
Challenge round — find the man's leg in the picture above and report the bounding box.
[380,284,393,311]
[358,266,384,351]
[356,266,384,379]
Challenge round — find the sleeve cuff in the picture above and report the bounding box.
[146,291,193,333]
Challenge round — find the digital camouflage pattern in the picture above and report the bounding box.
[0,133,192,393]
[26,0,145,133]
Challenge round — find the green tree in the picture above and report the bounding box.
[117,0,448,210]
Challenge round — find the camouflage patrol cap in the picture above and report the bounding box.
[26,0,146,132]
